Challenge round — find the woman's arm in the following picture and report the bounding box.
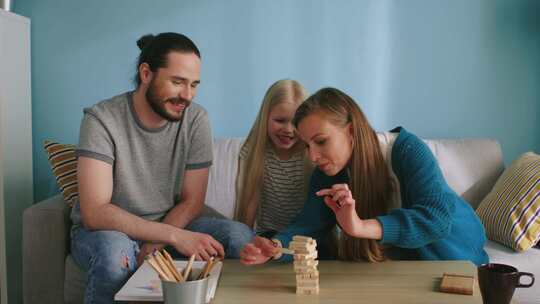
[316,184,383,240]
[240,169,338,265]
[272,170,337,260]
[376,129,455,248]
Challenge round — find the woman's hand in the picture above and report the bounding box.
[316,183,361,236]
[240,236,280,265]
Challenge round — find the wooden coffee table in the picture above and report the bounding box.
[212,260,483,304]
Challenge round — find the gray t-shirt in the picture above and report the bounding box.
[71,91,213,225]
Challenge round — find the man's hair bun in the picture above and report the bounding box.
[136,34,155,50]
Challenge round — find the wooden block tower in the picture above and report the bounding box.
[289,235,319,295]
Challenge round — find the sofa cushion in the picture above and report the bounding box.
[210,136,504,217]
[22,195,71,304]
[476,152,540,252]
[204,138,244,219]
[423,138,504,209]
[64,254,86,304]
[43,140,79,206]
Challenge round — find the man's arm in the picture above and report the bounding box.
[138,166,225,261]
[160,167,209,229]
[78,156,223,261]
[78,156,178,242]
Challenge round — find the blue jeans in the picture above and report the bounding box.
[71,217,254,304]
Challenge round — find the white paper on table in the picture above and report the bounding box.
[114,260,222,303]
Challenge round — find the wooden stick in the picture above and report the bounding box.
[145,255,173,281]
[156,250,182,282]
[153,251,176,282]
[280,247,295,255]
[156,250,180,282]
[204,258,217,278]
[162,249,184,282]
[183,254,196,281]
[198,256,215,280]
[197,258,210,280]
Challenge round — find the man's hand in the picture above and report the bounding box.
[240,236,279,265]
[136,243,165,267]
[171,230,225,261]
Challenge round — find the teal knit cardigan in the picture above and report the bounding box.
[274,127,489,265]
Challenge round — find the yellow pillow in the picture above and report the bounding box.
[476,152,540,251]
[43,140,78,206]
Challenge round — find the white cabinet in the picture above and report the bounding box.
[0,9,33,304]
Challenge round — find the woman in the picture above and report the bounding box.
[235,79,313,238]
[240,87,489,265]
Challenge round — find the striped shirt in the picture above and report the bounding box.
[240,146,307,234]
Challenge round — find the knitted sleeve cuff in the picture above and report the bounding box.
[377,215,401,245]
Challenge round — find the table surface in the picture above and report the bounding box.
[212,260,483,304]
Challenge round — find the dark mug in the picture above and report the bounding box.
[478,263,535,304]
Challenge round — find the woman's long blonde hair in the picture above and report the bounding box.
[293,87,393,263]
[235,79,309,224]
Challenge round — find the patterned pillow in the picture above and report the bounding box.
[476,152,540,251]
[43,140,78,206]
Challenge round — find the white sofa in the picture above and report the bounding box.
[23,136,539,304]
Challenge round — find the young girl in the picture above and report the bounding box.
[240,87,489,265]
[235,79,312,238]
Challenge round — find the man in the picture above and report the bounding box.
[71,32,253,303]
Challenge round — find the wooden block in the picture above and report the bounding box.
[296,271,319,280]
[294,260,319,269]
[294,265,318,274]
[295,248,316,254]
[296,278,319,287]
[296,276,319,282]
[439,273,474,295]
[289,241,316,250]
[290,245,316,254]
[294,259,318,267]
[294,251,317,260]
[290,239,317,246]
[296,286,320,295]
[293,235,313,242]
[297,281,319,288]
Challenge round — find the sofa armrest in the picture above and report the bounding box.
[23,195,71,304]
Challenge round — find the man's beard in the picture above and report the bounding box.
[145,80,191,122]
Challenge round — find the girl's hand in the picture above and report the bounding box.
[316,183,361,236]
[240,236,280,265]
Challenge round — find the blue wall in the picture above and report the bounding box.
[9,0,540,301]
[15,0,540,204]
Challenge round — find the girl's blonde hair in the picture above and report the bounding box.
[293,87,393,263]
[235,79,308,224]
